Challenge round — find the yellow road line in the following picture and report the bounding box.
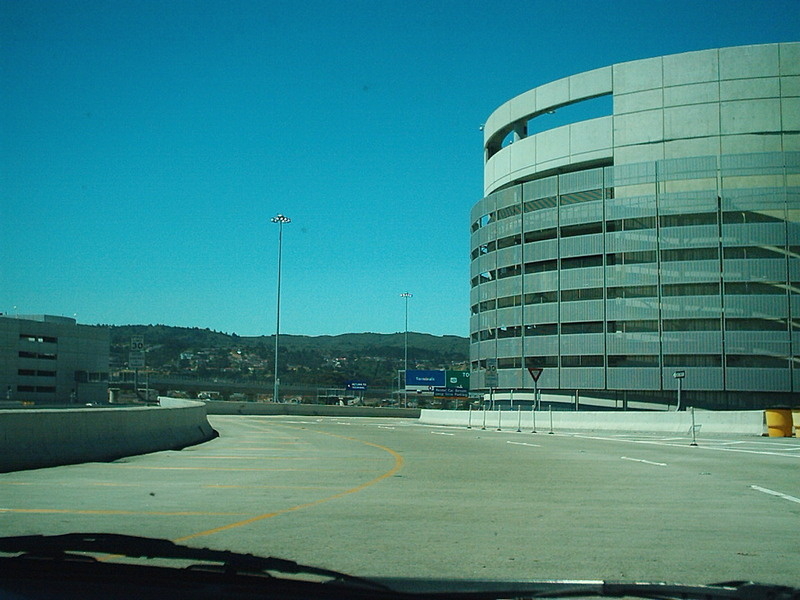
[113,466,377,472]
[203,484,342,490]
[221,447,301,450]
[0,508,248,516]
[0,482,139,487]
[182,455,385,460]
[240,440,304,444]
[173,424,404,543]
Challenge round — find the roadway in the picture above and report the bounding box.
[1,415,798,585]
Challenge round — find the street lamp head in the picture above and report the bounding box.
[400,292,413,298]
[271,214,291,224]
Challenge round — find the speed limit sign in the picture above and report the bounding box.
[131,336,144,350]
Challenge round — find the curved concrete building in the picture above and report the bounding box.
[470,43,800,409]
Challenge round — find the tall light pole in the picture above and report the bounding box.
[271,214,291,403]
[400,292,412,408]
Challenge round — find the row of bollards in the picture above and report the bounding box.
[469,405,554,434]
[466,405,701,445]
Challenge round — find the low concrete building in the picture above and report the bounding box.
[0,315,109,405]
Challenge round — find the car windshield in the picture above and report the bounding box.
[1,0,799,593]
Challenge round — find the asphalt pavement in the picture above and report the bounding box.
[1,415,798,585]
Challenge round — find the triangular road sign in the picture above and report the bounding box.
[528,367,543,382]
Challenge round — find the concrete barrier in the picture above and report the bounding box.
[0,398,217,473]
[203,401,420,418]
[420,408,766,436]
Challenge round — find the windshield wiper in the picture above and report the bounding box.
[372,579,799,600]
[0,533,390,591]
[1,535,796,600]
[507,580,799,600]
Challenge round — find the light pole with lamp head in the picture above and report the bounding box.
[271,214,291,403]
[400,292,412,408]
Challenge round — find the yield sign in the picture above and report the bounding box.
[528,367,543,382]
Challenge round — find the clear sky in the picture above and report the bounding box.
[1,1,798,337]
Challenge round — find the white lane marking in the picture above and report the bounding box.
[621,456,667,467]
[750,485,800,504]
[507,441,540,447]
[570,434,800,459]
[612,435,683,441]
[431,431,455,436]
[377,425,396,430]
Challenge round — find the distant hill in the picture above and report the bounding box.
[107,324,469,388]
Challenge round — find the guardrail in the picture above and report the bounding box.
[0,398,217,473]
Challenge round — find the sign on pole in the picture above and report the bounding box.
[445,370,471,390]
[433,387,469,398]
[130,335,145,369]
[528,367,543,382]
[405,370,446,391]
[129,351,146,369]
[485,358,499,388]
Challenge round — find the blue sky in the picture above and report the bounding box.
[1,0,798,337]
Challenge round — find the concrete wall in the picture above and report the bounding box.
[0,398,217,472]
[203,401,421,418]
[419,408,765,436]
[483,42,799,194]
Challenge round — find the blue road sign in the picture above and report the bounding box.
[405,370,446,388]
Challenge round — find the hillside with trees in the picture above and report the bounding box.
[108,325,469,390]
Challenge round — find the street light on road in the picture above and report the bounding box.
[400,292,412,408]
[271,214,291,403]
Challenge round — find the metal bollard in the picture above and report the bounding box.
[517,405,522,432]
[548,405,554,434]
[481,406,487,430]
[531,406,537,434]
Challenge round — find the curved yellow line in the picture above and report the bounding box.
[173,425,404,543]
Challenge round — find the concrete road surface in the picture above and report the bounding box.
[1,415,798,585]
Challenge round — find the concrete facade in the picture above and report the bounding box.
[0,315,109,404]
[470,43,800,409]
